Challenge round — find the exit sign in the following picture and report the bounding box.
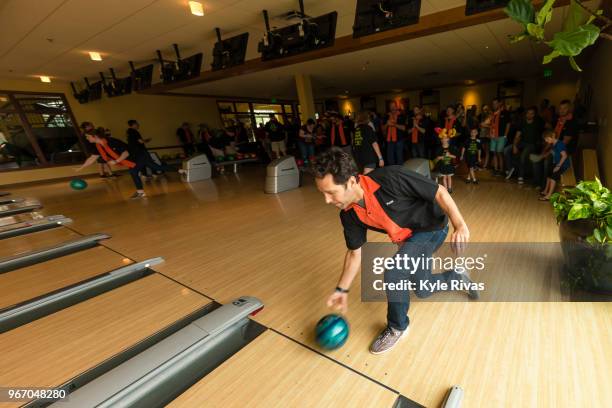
[543,68,553,78]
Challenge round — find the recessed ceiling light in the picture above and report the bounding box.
[89,51,102,61]
[189,1,204,16]
[465,80,475,85]
[40,76,51,83]
[345,90,349,94]
[485,46,489,49]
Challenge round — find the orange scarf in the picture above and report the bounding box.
[411,116,422,143]
[386,112,399,142]
[331,121,347,146]
[95,139,135,168]
[490,109,502,137]
[554,114,572,138]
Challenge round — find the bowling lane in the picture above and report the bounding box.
[0,274,210,408]
[0,246,131,310]
[167,330,399,407]
[0,227,78,258]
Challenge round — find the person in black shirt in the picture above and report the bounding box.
[555,100,578,154]
[312,148,477,355]
[352,111,384,174]
[126,119,158,178]
[77,128,166,199]
[298,118,317,163]
[265,114,286,158]
[382,102,407,165]
[504,107,544,184]
[460,128,482,184]
[407,105,427,158]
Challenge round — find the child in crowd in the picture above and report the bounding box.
[539,129,569,201]
[435,129,459,194]
[460,127,482,184]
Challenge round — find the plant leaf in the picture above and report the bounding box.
[505,0,535,26]
[568,203,590,220]
[527,23,545,40]
[569,56,582,71]
[564,0,589,32]
[593,200,608,215]
[537,0,556,26]
[593,228,603,243]
[549,24,601,57]
[543,49,560,64]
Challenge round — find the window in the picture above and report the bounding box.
[216,100,299,141]
[0,91,85,171]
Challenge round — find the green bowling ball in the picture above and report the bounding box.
[70,178,88,191]
[315,314,349,350]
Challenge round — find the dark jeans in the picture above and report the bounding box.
[298,141,315,160]
[386,140,404,165]
[411,142,425,159]
[129,154,167,190]
[504,143,536,178]
[385,225,463,331]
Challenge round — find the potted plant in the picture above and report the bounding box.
[551,178,612,293]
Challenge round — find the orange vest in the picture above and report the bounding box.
[386,112,399,142]
[95,139,135,168]
[346,175,413,243]
[331,121,347,146]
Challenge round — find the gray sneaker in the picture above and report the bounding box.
[369,326,408,355]
[458,273,480,299]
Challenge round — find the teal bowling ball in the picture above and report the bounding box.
[70,178,88,190]
[315,314,349,350]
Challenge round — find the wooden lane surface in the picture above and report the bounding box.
[0,246,131,310]
[168,330,399,408]
[0,274,210,408]
[9,171,610,407]
[0,227,78,259]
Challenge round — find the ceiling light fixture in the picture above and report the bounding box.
[40,76,51,83]
[89,51,102,61]
[189,1,204,16]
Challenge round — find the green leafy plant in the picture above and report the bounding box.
[505,0,611,71]
[551,178,612,245]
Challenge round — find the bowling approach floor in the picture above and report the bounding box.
[2,167,611,407]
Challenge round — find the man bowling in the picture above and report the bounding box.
[312,148,478,354]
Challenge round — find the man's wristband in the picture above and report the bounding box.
[335,286,349,294]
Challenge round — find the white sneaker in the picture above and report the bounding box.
[518,177,524,184]
[505,167,515,180]
[129,192,147,199]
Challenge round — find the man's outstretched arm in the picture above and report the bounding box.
[435,186,470,247]
[327,247,361,313]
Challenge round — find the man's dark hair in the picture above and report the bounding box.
[560,99,572,106]
[127,119,138,126]
[312,147,358,185]
[306,118,315,125]
[80,121,92,130]
[526,106,538,113]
